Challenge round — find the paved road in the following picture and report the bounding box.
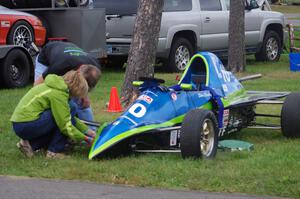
[0,176,288,199]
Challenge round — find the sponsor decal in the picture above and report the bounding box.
[128,103,147,118]
[138,95,153,104]
[171,93,177,101]
[223,109,230,126]
[170,130,178,146]
[1,21,10,28]
[222,84,228,92]
[223,109,229,116]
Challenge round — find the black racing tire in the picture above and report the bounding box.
[0,49,31,88]
[255,30,281,62]
[7,21,34,50]
[181,109,218,159]
[281,93,300,138]
[166,37,194,72]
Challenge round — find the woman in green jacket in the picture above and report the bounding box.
[11,70,96,158]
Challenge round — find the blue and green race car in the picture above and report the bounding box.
[88,52,300,159]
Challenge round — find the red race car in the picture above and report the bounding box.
[0,5,46,48]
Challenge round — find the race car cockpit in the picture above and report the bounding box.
[178,55,208,91]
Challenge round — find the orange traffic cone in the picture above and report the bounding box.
[107,87,123,112]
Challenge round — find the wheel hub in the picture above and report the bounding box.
[10,64,21,80]
[200,119,215,157]
[175,45,190,71]
[266,37,278,61]
[13,25,32,48]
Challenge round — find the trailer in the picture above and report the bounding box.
[0,0,106,88]
[18,6,106,58]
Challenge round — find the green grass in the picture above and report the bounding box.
[1,54,300,198]
[271,4,300,13]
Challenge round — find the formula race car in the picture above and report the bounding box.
[89,52,300,159]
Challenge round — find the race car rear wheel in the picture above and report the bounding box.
[181,109,218,159]
[281,93,300,138]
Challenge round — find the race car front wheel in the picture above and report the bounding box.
[281,93,300,138]
[181,109,218,159]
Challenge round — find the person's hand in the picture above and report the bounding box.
[81,96,90,108]
[84,136,94,146]
[33,76,44,86]
[86,129,96,138]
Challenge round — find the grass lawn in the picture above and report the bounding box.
[1,53,300,198]
[271,4,300,13]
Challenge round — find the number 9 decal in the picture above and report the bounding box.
[129,103,147,118]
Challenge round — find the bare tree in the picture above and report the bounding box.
[121,0,164,106]
[228,0,245,72]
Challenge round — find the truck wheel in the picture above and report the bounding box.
[167,37,193,72]
[255,30,281,62]
[281,93,300,138]
[181,109,218,159]
[7,21,34,50]
[1,49,30,88]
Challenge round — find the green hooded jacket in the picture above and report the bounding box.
[10,75,88,142]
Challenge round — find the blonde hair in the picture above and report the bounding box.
[80,64,101,89]
[63,70,88,98]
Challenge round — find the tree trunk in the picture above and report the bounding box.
[228,0,245,73]
[121,0,164,106]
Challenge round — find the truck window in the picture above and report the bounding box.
[199,0,222,11]
[164,0,192,12]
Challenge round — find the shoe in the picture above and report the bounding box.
[16,139,34,158]
[46,151,66,159]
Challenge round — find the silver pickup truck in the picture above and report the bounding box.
[95,0,286,72]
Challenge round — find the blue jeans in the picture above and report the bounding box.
[35,56,95,127]
[72,98,96,131]
[12,102,77,153]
